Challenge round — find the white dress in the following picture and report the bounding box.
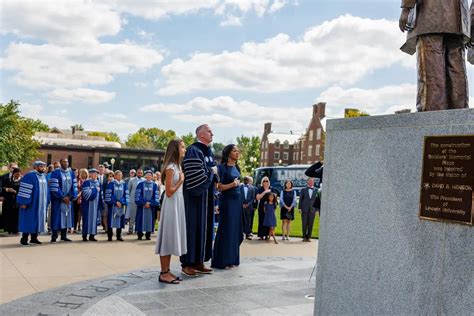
[155,163,187,256]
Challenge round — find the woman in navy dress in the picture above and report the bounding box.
[256,176,278,240]
[211,144,243,269]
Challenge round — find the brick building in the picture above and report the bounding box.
[32,129,165,172]
[260,102,326,167]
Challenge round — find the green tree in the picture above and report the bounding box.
[181,133,195,147]
[125,128,176,150]
[236,135,261,176]
[87,131,121,143]
[0,100,49,167]
[320,130,326,162]
[71,124,84,132]
[344,108,370,118]
[212,142,225,154]
[125,132,154,149]
[26,118,50,132]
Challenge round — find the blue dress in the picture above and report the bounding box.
[211,164,243,269]
[263,203,277,228]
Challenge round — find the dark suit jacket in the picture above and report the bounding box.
[0,173,12,198]
[299,187,317,214]
[240,184,255,210]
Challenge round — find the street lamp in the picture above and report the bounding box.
[110,158,115,171]
[278,159,282,165]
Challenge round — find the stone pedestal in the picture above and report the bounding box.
[314,109,473,315]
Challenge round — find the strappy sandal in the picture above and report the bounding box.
[166,269,183,281]
[159,271,180,284]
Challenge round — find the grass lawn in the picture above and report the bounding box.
[251,208,320,239]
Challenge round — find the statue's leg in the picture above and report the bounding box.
[445,35,469,109]
[416,34,447,111]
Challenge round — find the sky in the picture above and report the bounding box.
[1,0,474,144]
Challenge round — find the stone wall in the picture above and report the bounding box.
[314,109,473,315]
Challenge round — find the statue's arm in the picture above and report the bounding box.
[401,0,416,8]
[399,0,416,32]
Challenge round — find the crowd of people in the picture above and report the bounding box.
[0,123,322,285]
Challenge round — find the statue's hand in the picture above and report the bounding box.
[465,41,473,49]
[399,8,411,32]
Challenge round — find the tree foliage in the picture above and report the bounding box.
[71,124,84,131]
[236,135,261,176]
[344,108,370,118]
[212,142,225,154]
[181,133,195,147]
[87,131,121,143]
[0,100,49,167]
[125,128,177,150]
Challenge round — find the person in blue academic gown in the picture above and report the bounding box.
[17,161,49,246]
[180,124,217,277]
[211,144,243,269]
[135,170,159,240]
[49,158,78,242]
[81,169,102,242]
[104,170,129,241]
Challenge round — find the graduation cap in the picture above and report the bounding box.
[33,160,47,167]
[88,168,99,174]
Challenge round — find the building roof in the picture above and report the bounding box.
[267,132,302,144]
[34,132,121,148]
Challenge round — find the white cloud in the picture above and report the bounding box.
[141,103,189,113]
[269,0,287,13]
[1,1,164,104]
[2,42,164,91]
[157,14,413,96]
[134,82,150,88]
[106,113,128,119]
[19,102,75,129]
[107,0,287,21]
[47,88,116,104]
[1,0,122,44]
[141,96,313,134]
[220,15,242,26]
[316,84,417,117]
[85,118,139,139]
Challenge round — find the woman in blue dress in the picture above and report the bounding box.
[211,144,243,269]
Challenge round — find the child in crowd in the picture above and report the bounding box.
[263,193,278,244]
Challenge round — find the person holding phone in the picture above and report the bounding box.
[211,144,243,269]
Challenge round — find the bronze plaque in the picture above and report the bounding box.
[419,135,474,225]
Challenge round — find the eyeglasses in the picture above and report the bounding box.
[262,180,269,182]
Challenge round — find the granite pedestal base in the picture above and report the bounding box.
[314,109,473,315]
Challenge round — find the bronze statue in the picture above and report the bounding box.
[399,0,473,111]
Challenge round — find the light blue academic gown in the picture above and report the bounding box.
[104,180,129,229]
[81,179,101,235]
[135,181,159,233]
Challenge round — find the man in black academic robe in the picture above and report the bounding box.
[180,124,217,277]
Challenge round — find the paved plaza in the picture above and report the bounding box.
[0,233,317,315]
